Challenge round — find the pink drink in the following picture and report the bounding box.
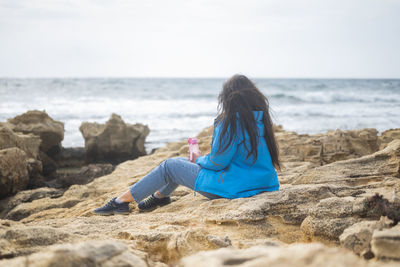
[188,137,200,161]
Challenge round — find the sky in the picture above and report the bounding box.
[0,0,399,78]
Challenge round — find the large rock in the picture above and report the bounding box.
[4,195,81,221]
[291,139,400,186]
[38,150,57,176]
[339,220,375,257]
[0,187,63,219]
[53,147,86,168]
[49,164,115,188]
[0,148,29,199]
[300,197,362,242]
[179,243,394,267]
[7,110,64,157]
[0,240,148,267]
[0,225,75,257]
[276,128,379,165]
[80,113,150,164]
[379,128,400,150]
[319,128,379,164]
[0,122,41,159]
[371,224,400,260]
[0,123,44,190]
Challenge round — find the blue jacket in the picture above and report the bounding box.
[194,110,279,199]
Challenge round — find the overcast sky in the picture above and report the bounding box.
[0,0,399,78]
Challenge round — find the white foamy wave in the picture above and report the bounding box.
[1,78,400,152]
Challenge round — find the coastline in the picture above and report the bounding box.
[2,78,400,152]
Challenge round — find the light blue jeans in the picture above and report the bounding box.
[129,157,221,202]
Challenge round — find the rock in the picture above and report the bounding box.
[371,224,400,260]
[0,240,148,267]
[7,110,64,157]
[39,151,57,176]
[301,216,359,242]
[0,125,399,266]
[179,243,393,267]
[379,128,400,150]
[362,193,400,225]
[275,128,379,166]
[0,187,64,219]
[300,189,400,244]
[300,197,363,242]
[0,220,23,259]
[117,228,232,263]
[0,121,53,190]
[275,131,322,164]
[0,148,29,199]
[52,164,115,188]
[339,220,379,255]
[0,220,82,258]
[4,196,80,221]
[273,124,284,132]
[319,128,379,164]
[338,216,393,258]
[1,226,72,252]
[80,113,150,164]
[0,122,41,159]
[53,147,86,168]
[26,158,43,180]
[291,139,400,186]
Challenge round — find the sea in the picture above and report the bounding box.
[1,78,399,153]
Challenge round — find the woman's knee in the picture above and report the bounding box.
[162,158,178,178]
[164,158,180,169]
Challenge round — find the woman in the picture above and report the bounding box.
[94,74,280,215]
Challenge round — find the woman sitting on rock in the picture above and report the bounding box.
[94,74,280,215]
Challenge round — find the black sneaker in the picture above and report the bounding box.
[93,197,130,215]
[138,194,171,211]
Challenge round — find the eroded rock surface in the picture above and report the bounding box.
[0,187,64,219]
[0,240,150,267]
[180,243,398,267]
[7,110,64,157]
[371,224,400,260]
[379,128,400,150]
[0,148,29,198]
[339,217,393,258]
[0,122,41,159]
[80,113,150,164]
[52,163,115,188]
[0,125,399,266]
[276,128,379,165]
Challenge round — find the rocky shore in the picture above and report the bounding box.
[0,111,149,198]
[0,111,400,266]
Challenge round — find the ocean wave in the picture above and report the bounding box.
[269,93,304,102]
[2,78,400,149]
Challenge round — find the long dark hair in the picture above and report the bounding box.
[215,74,280,170]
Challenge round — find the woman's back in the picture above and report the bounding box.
[194,110,279,198]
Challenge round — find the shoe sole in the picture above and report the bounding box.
[138,202,171,212]
[93,211,130,216]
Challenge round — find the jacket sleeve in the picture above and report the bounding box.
[196,122,237,171]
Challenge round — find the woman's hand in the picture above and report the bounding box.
[191,151,201,163]
[188,149,202,163]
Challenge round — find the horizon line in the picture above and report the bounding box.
[1,76,400,80]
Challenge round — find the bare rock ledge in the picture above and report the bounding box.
[0,126,399,266]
